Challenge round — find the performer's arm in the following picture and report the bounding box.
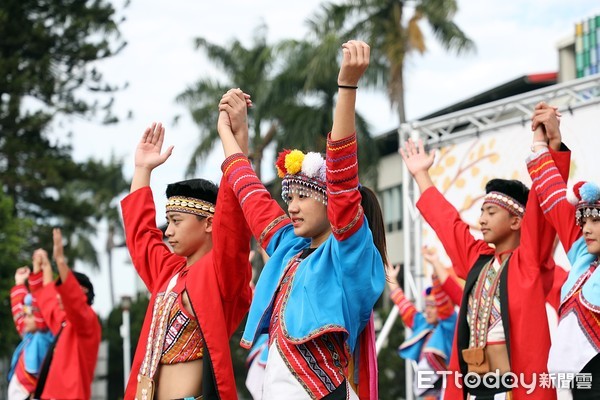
[218,91,290,252]
[326,41,370,240]
[431,275,454,320]
[386,263,417,328]
[122,124,183,291]
[440,275,464,307]
[522,105,575,268]
[54,270,99,336]
[401,140,490,280]
[390,288,418,329]
[527,106,579,252]
[52,229,98,336]
[10,267,29,335]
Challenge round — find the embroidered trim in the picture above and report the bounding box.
[223,156,247,175]
[483,192,524,218]
[331,206,363,236]
[328,186,359,196]
[232,174,258,191]
[327,139,356,152]
[258,214,290,246]
[240,338,252,350]
[579,291,600,314]
[560,268,593,310]
[166,196,215,217]
[274,340,316,398]
[327,161,358,174]
[240,188,269,207]
[399,328,432,350]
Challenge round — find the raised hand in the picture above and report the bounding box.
[32,250,43,273]
[338,40,370,86]
[134,122,174,170]
[422,245,439,266]
[52,228,71,284]
[531,102,561,150]
[219,88,251,136]
[15,266,31,285]
[386,261,402,291]
[52,228,66,267]
[399,138,435,177]
[35,248,54,286]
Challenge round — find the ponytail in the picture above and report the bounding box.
[359,186,388,267]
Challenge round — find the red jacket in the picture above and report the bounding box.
[121,174,252,400]
[35,270,101,400]
[417,147,570,400]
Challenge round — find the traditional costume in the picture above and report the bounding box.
[8,280,53,400]
[527,148,600,398]
[33,269,101,400]
[222,132,385,399]
[121,175,252,400]
[245,334,269,399]
[417,146,570,399]
[391,276,457,399]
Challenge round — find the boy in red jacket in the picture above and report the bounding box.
[34,228,101,400]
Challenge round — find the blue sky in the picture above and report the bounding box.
[52,0,600,317]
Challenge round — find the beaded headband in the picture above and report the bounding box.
[166,196,215,218]
[275,149,327,205]
[567,181,600,226]
[483,191,525,218]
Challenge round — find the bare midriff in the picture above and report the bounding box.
[155,358,203,400]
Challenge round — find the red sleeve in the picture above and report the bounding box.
[221,154,290,249]
[390,288,417,328]
[417,187,492,280]
[440,275,464,307]
[210,172,253,301]
[527,148,579,252]
[55,270,99,336]
[28,271,43,293]
[36,283,66,335]
[121,187,185,292]
[517,148,572,274]
[326,133,363,240]
[431,275,454,320]
[26,271,48,329]
[10,284,27,335]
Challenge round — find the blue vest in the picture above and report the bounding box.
[242,218,385,353]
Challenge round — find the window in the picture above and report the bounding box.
[380,185,402,232]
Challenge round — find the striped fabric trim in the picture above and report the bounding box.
[258,215,289,246]
[527,150,567,214]
[328,186,359,196]
[240,188,269,207]
[431,276,454,319]
[232,173,258,191]
[559,288,600,352]
[28,274,43,287]
[223,156,246,175]
[327,161,358,174]
[331,206,363,236]
[327,136,356,152]
[390,288,417,328]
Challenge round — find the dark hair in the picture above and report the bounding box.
[485,178,529,207]
[73,271,95,306]
[166,179,219,206]
[359,186,388,267]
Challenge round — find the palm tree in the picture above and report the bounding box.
[176,24,288,179]
[310,0,475,123]
[178,26,380,181]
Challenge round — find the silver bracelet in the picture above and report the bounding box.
[530,141,548,152]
